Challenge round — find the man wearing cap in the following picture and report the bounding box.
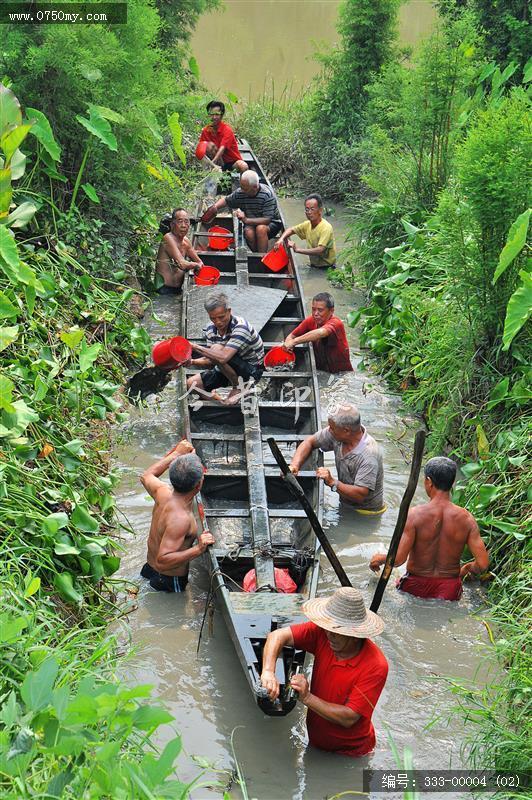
[260,587,388,757]
[290,404,385,514]
[282,292,353,373]
[370,456,489,600]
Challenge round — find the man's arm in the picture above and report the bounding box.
[154,516,214,573]
[460,518,489,578]
[140,441,194,498]
[192,342,237,365]
[201,196,228,224]
[274,226,295,249]
[260,627,294,700]
[237,209,272,227]
[290,674,360,728]
[289,434,319,475]
[317,469,371,505]
[162,235,197,271]
[369,513,417,572]
[183,239,204,269]
[288,327,331,348]
[293,243,326,257]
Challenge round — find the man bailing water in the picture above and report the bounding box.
[139,440,214,592]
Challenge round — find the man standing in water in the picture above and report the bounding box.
[156,208,204,294]
[140,440,214,592]
[369,456,489,600]
[274,194,337,269]
[282,292,353,373]
[261,587,388,757]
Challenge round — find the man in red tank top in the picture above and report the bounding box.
[198,100,247,173]
[283,292,353,373]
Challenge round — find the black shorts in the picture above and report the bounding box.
[222,161,238,172]
[201,353,264,392]
[141,562,188,592]
[268,220,283,238]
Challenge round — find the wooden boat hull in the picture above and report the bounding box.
[179,140,323,715]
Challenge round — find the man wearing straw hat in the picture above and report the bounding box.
[261,587,388,757]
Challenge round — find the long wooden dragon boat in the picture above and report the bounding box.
[178,141,323,716]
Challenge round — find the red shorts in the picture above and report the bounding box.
[397,572,463,601]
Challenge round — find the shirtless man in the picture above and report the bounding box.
[140,440,214,592]
[156,208,204,294]
[369,456,489,601]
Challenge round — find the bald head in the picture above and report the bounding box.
[240,169,260,195]
[328,404,361,433]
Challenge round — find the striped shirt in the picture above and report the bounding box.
[204,315,264,367]
[225,185,281,223]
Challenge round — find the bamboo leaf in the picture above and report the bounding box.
[502,270,532,351]
[26,107,61,161]
[493,208,530,284]
[167,112,186,165]
[188,56,200,79]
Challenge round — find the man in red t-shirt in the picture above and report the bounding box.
[261,587,388,757]
[283,292,353,372]
[198,100,247,173]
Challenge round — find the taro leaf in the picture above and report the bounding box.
[168,112,186,166]
[54,572,83,605]
[60,327,84,350]
[102,555,120,576]
[7,200,38,228]
[486,377,510,410]
[71,503,99,533]
[0,374,14,410]
[493,209,530,284]
[132,704,173,732]
[401,219,420,236]
[0,612,28,644]
[90,104,125,124]
[25,284,36,316]
[142,109,163,144]
[76,111,117,151]
[0,123,33,163]
[7,727,36,760]
[460,461,483,478]
[79,339,101,372]
[0,165,12,218]
[502,270,532,351]
[10,148,27,180]
[89,555,104,582]
[476,484,502,507]
[55,542,81,556]
[0,85,22,132]
[21,657,59,712]
[0,223,19,269]
[0,398,39,438]
[524,56,532,83]
[81,183,100,203]
[347,308,364,327]
[226,91,239,104]
[61,439,86,457]
[24,575,41,598]
[42,512,69,537]
[188,56,200,79]
[0,290,19,319]
[26,107,61,161]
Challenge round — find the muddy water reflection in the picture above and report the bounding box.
[116,202,487,799]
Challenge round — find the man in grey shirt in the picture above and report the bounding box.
[289,404,385,513]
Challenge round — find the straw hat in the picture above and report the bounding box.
[302,587,384,638]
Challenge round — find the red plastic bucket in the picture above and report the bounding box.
[195,141,208,160]
[194,266,220,286]
[262,244,289,272]
[152,336,192,369]
[264,346,296,369]
[208,226,233,250]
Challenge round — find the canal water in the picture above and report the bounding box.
[115,200,488,799]
[191,0,438,100]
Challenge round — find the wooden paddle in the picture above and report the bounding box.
[267,437,352,588]
[370,428,426,613]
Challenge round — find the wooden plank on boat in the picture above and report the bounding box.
[186,284,287,338]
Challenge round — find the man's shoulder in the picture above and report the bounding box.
[318,218,333,232]
[362,434,383,461]
[363,639,389,674]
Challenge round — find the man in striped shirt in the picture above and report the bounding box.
[202,170,282,252]
[186,292,265,404]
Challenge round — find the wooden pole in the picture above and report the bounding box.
[267,437,352,588]
[370,429,426,613]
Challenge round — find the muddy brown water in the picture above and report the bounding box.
[115,199,488,799]
[191,0,438,100]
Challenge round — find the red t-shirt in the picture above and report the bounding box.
[291,315,353,372]
[199,121,242,164]
[291,622,388,757]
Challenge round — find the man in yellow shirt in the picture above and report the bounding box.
[274,194,336,268]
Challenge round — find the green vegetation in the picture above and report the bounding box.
[241,0,530,784]
[0,1,229,792]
